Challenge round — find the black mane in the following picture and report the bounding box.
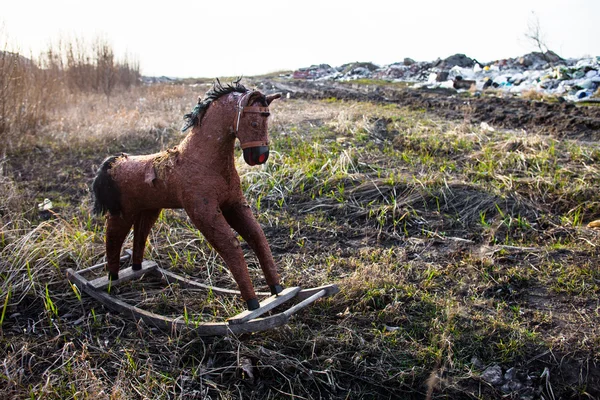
[181,78,248,132]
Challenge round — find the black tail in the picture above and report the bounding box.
[92,156,122,216]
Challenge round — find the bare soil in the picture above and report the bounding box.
[2,81,600,399]
[263,79,600,140]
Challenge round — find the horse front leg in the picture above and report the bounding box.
[132,209,161,270]
[223,203,282,295]
[184,203,260,310]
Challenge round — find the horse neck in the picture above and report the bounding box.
[178,106,236,174]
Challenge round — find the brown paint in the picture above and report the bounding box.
[93,83,282,307]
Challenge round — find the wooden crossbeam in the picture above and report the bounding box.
[296,284,340,301]
[155,267,271,297]
[77,250,133,275]
[227,287,300,324]
[87,261,158,290]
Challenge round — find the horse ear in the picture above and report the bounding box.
[266,93,282,105]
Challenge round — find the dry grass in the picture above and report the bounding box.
[0,32,141,157]
[521,89,546,101]
[1,79,600,399]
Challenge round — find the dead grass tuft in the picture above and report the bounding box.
[521,89,546,101]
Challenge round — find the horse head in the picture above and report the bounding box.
[234,91,281,166]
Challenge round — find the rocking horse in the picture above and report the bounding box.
[66,80,338,335]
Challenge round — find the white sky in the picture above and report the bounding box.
[1,0,599,78]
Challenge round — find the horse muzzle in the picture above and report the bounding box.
[243,145,269,166]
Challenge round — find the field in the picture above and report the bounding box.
[1,76,600,399]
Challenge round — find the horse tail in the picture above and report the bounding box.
[92,156,122,216]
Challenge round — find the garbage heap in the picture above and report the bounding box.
[289,52,600,102]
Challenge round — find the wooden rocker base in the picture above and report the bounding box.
[66,252,339,336]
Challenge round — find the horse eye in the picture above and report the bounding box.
[251,122,258,128]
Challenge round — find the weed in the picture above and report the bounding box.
[43,284,58,319]
[0,286,10,329]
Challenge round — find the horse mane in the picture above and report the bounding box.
[181,78,248,132]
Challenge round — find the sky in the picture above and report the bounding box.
[1,0,599,78]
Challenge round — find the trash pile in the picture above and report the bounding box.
[288,52,600,102]
[141,76,178,84]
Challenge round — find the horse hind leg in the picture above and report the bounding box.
[132,209,161,270]
[105,214,134,280]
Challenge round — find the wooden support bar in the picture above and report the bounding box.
[87,260,157,290]
[155,267,271,297]
[66,268,80,284]
[77,250,133,275]
[296,284,339,301]
[283,289,327,318]
[228,286,300,324]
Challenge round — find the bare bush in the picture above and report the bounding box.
[94,37,117,103]
[525,12,558,64]
[0,30,141,154]
[65,37,95,92]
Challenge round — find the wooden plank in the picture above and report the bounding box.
[283,289,326,318]
[77,250,133,275]
[226,313,289,335]
[296,284,339,301]
[66,268,81,284]
[87,260,157,290]
[228,286,300,324]
[155,267,271,297]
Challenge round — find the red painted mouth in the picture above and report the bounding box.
[243,146,269,166]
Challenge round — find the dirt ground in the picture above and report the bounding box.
[261,79,600,140]
[2,80,600,399]
[254,78,600,398]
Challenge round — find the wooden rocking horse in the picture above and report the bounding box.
[67,80,338,335]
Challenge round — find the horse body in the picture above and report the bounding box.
[92,81,282,310]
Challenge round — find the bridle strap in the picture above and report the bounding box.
[240,140,269,149]
[242,106,270,114]
[234,92,270,134]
